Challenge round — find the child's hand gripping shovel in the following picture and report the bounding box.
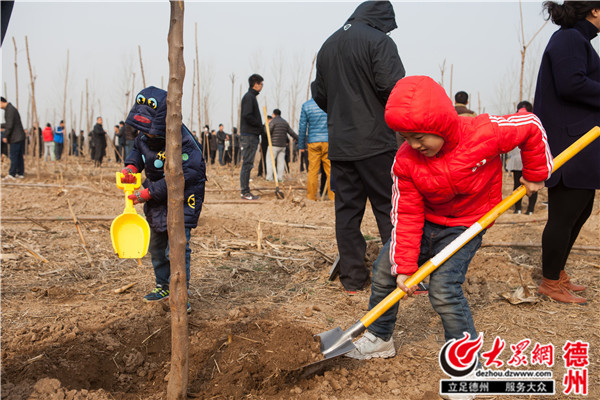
[297,126,600,378]
[110,172,151,258]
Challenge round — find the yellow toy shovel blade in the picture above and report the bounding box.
[110,172,151,258]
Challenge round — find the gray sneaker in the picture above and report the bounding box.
[241,192,260,200]
[15,174,24,179]
[345,331,396,360]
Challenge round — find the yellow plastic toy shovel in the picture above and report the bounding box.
[110,172,151,258]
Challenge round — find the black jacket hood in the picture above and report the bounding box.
[346,1,397,34]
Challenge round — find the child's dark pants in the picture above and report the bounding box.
[149,227,191,289]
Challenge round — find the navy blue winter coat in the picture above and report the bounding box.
[534,19,600,190]
[125,86,206,232]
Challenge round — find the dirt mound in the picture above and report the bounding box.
[188,317,322,398]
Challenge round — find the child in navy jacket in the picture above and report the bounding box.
[120,87,206,309]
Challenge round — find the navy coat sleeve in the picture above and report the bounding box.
[550,30,600,108]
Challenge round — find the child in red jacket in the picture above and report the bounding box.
[346,76,552,361]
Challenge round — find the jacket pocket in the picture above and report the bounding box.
[566,114,600,137]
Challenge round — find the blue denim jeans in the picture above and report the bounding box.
[124,141,134,161]
[217,143,225,165]
[149,227,191,289]
[368,221,485,342]
[239,134,259,195]
[8,140,25,176]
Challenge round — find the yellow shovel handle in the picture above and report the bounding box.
[115,172,142,213]
[360,126,600,328]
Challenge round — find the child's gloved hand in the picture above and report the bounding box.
[120,165,138,184]
[128,188,151,204]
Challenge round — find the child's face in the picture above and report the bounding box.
[400,132,445,157]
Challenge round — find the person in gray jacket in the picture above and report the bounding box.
[267,109,298,182]
[1,97,26,179]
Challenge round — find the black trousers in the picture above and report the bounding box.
[300,150,309,172]
[512,170,537,213]
[256,135,268,176]
[541,179,595,280]
[331,151,395,291]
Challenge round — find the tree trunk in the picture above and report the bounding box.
[63,49,69,164]
[138,45,147,88]
[25,36,40,179]
[86,79,90,134]
[194,23,201,135]
[306,53,316,102]
[165,2,188,399]
[190,61,196,129]
[230,73,235,170]
[12,37,18,110]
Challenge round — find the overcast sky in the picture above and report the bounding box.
[2,1,597,138]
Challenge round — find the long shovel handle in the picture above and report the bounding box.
[360,126,600,328]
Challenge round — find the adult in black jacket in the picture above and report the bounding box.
[92,117,107,167]
[1,97,26,179]
[117,121,126,159]
[534,1,600,304]
[216,124,227,165]
[313,1,405,293]
[208,130,218,165]
[232,127,241,166]
[239,74,264,200]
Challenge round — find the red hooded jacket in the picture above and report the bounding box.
[42,126,54,142]
[385,76,553,276]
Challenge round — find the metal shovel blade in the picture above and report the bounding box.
[328,255,340,281]
[287,326,357,380]
[317,326,357,359]
[275,187,285,199]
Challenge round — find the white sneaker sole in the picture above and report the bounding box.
[345,348,396,360]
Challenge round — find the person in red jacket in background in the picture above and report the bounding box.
[346,76,552,362]
[42,123,54,162]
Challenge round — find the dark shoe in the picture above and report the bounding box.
[344,278,371,294]
[538,278,586,304]
[513,209,521,214]
[187,302,192,313]
[526,211,533,215]
[559,270,586,292]
[241,192,260,200]
[144,286,170,302]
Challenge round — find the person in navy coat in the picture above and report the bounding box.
[534,1,600,304]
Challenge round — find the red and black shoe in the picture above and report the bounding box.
[414,282,429,295]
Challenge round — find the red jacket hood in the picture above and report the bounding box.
[385,75,459,151]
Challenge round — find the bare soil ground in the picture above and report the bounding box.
[1,155,599,400]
